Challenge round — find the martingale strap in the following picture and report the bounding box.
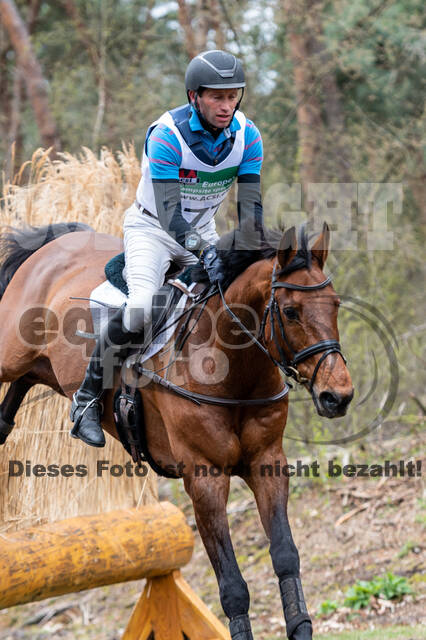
[135,365,289,407]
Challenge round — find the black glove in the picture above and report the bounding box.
[200,245,225,285]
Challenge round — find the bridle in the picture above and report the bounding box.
[257,263,346,391]
[129,259,346,407]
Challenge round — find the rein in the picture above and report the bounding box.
[132,261,345,405]
[135,283,289,407]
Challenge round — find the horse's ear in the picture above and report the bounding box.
[277,226,297,269]
[311,222,330,269]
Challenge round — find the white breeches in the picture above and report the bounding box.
[122,202,219,332]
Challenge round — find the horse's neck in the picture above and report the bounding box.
[212,261,281,395]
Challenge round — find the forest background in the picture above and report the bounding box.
[0,1,425,638]
[0,0,424,467]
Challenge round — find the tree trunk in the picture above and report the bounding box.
[62,0,98,70]
[283,0,325,193]
[196,0,209,53]
[217,0,241,53]
[92,14,106,150]
[211,0,225,51]
[27,0,42,34]
[0,43,12,169]
[6,66,24,176]
[309,1,352,182]
[177,0,197,59]
[128,0,155,68]
[283,0,352,190]
[5,0,43,176]
[0,0,60,155]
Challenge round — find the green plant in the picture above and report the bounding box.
[415,513,426,527]
[343,581,375,609]
[397,540,417,558]
[318,599,339,615]
[343,572,413,609]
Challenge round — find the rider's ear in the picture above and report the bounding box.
[311,222,330,269]
[277,226,297,269]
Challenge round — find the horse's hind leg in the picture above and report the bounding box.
[0,376,35,444]
[0,357,63,444]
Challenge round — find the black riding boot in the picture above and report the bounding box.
[70,304,143,447]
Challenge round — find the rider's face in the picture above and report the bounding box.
[189,88,240,129]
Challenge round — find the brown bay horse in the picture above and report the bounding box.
[0,221,353,640]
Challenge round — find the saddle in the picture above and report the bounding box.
[104,252,194,475]
[104,252,193,296]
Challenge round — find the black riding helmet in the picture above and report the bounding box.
[185,50,245,127]
[185,50,245,91]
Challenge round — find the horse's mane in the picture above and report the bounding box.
[191,224,313,289]
[0,222,92,301]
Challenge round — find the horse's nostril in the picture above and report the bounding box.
[320,391,339,410]
[319,389,354,414]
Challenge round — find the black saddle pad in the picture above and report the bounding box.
[104,252,128,295]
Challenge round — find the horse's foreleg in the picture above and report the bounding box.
[244,451,312,640]
[0,376,35,444]
[183,468,254,640]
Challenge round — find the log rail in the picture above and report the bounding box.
[0,501,230,640]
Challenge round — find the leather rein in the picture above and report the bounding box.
[135,261,345,406]
[136,283,289,407]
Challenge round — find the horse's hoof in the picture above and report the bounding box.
[0,414,15,445]
[291,621,313,640]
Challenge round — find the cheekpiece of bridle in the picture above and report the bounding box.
[259,263,346,391]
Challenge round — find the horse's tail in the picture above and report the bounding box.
[0,221,93,301]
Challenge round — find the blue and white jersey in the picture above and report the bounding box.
[136,105,263,230]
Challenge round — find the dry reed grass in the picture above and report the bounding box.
[0,145,158,532]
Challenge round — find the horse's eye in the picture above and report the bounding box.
[283,307,298,321]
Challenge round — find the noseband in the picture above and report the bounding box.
[258,264,346,391]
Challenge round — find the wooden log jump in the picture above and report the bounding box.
[0,501,230,640]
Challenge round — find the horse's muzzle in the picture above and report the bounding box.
[316,388,354,418]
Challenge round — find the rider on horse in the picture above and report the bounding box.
[70,49,265,447]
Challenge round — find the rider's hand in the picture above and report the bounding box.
[199,245,225,286]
